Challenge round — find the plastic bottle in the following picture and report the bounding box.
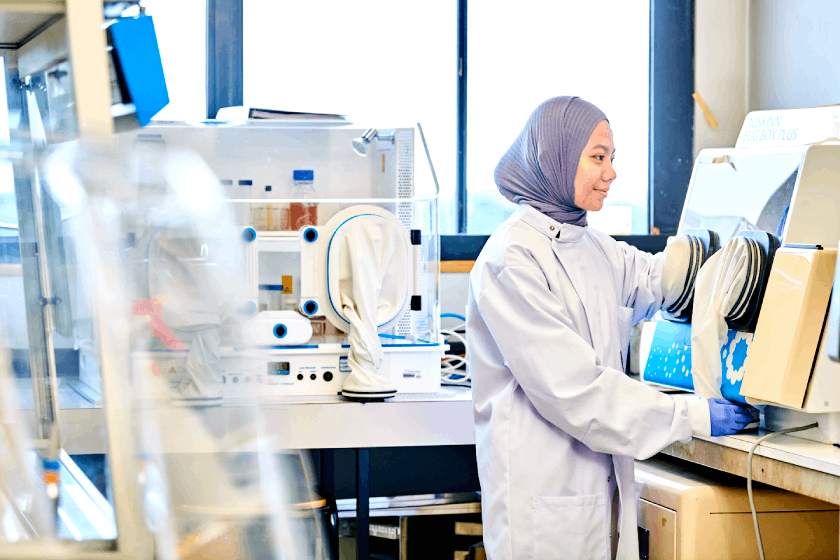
[249,183,264,229]
[264,186,276,231]
[289,170,317,230]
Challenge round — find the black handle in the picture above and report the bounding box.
[638,526,650,560]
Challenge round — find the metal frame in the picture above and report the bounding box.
[0,1,151,558]
[65,0,113,138]
[206,0,242,119]
[456,0,467,234]
[649,0,694,235]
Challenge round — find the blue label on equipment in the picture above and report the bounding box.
[644,321,752,404]
[339,356,351,373]
[720,330,752,404]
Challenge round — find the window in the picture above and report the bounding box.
[142,0,208,122]
[0,56,18,247]
[242,0,458,232]
[466,1,650,234]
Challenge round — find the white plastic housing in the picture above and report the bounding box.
[243,311,313,346]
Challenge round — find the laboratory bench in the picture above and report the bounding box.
[636,380,840,506]
[661,431,840,506]
[26,380,840,558]
[23,385,476,559]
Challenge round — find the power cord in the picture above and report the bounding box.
[441,313,469,384]
[747,422,819,560]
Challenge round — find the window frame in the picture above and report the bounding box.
[207,0,693,255]
[206,0,243,119]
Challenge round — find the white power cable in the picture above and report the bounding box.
[441,313,469,384]
[441,326,469,382]
[747,422,819,560]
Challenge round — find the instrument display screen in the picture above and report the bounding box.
[267,362,291,375]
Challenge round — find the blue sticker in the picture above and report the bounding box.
[643,321,694,390]
[644,322,753,404]
[339,356,351,373]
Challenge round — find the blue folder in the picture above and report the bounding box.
[108,15,169,126]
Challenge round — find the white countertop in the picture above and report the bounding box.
[694,430,840,476]
[45,385,476,454]
[43,379,840,485]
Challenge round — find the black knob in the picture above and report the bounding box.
[310,373,317,380]
[324,371,334,382]
[297,374,304,381]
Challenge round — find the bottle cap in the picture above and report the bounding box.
[293,170,314,181]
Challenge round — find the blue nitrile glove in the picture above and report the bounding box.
[708,398,754,436]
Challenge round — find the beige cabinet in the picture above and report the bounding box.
[636,457,838,560]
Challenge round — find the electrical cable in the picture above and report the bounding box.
[441,326,469,382]
[440,313,469,384]
[747,422,819,560]
[441,313,466,321]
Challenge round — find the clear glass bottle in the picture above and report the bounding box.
[264,185,275,231]
[289,170,317,230]
[249,183,264,229]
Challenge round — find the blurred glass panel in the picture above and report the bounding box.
[0,327,53,544]
[41,135,365,558]
[0,114,442,556]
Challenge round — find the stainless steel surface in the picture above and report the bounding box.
[337,492,481,518]
[14,377,99,410]
[29,165,61,453]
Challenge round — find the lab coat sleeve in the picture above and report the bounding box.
[614,241,665,326]
[476,264,696,459]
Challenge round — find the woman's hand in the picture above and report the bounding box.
[708,398,756,436]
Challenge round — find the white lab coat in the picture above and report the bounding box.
[468,204,706,560]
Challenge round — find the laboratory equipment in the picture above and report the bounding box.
[39,139,332,559]
[740,246,836,407]
[0,5,336,559]
[640,109,840,444]
[351,128,395,157]
[113,121,444,400]
[689,230,780,401]
[244,311,314,347]
[635,457,838,560]
[660,228,719,323]
[0,3,180,556]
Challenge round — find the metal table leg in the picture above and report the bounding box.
[356,448,370,560]
[319,449,338,559]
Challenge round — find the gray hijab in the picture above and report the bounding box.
[495,96,608,227]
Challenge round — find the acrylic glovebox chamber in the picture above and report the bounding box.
[110,120,444,400]
[641,144,840,408]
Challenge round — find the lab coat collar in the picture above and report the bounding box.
[517,204,587,243]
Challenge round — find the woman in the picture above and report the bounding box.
[467,96,752,560]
